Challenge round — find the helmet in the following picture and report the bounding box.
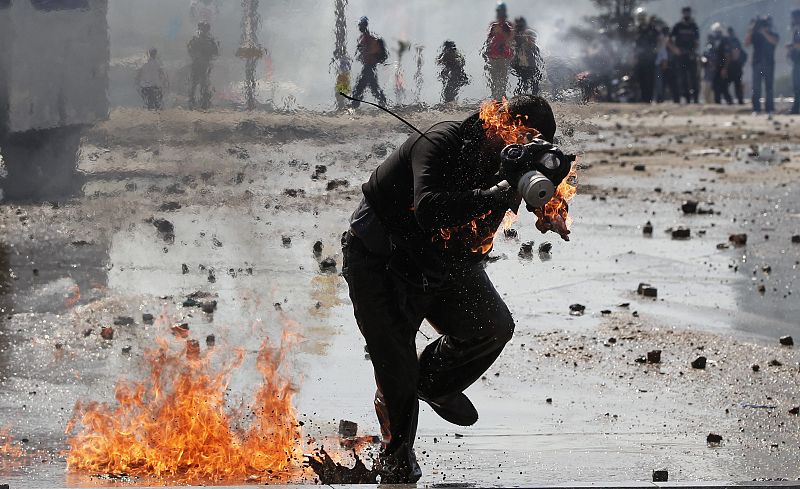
[710,22,724,34]
[496,2,507,13]
[358,16,369,27]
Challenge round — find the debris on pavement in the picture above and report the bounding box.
[691,356,707,369]
[729,233,748,246]
[100,327,114,340]
[779,336,794,346]
[319,257,337,273]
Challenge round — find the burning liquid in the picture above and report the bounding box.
[480,98,578,235]
[0,428,27,475]
[65,334,304,484]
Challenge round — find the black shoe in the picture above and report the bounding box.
[420,392,479,426]
[374,446,422,484]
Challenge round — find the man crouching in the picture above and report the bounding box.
[342,95,565,483]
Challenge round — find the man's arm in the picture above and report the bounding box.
[410,134,504,231]
[762,29,779,45]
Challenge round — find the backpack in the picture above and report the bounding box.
[376,37,389,64]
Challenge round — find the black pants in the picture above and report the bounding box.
[675,53,699,103]
[352,65,387,107]
[342,233,514,473]
[140,86,163,110]
[189,63,213,110]
[713,72,733,104]
[635,59,656,103]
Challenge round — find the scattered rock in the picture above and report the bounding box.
[182,263,189,274]
[757,284,766,294]
[647,350,662,364]
[716,243,730,250]
[538,242,553,254]
[601,310,612,315]
[792,235,800,244]
[643,221,653,235]
[789,406,799,415]
[518,241,534,259]
[503,228,518,239]
[706,433,723,445]
[691,356,707,369]
[768,359,782,367]
[671,227,691,240]
[284,188,305,198]
[100,326,114,340]
[212,237,223,248]
[151,218,175,243]
[206,334,216,347]
[633,164,646,172]
[313,241,324,257]
[159,202,181,212]
[652,469,668,482]
[545,398,553,404]
[607,337,617,344]
[319,257,337,273]
[312,165,328,180]
[142,313,154,325]
[113,316,135,326]
[681,200,698,214]
[338,420,358,438]
[569,304,586,316]
[752,364,760,372]
[282,236,292,247]
[121,346,132,355]
[201,301,218,314]
[637,283,658,298]
[326,179,349,191]
[779,336,794,346]
[171,323,190,338]
[164,183,185,195]
[729,233,748,246]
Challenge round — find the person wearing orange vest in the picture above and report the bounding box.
[483,2,514,100]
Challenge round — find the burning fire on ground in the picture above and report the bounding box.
[65,332,305,484]
[481,98,578,238]
[0,428,28,475]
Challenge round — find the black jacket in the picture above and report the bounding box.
[361,115,517,273]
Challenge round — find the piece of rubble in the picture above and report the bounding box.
[319,257,337,273]
[518,241,534,259]
[313,241,324,257]
[113,316,135,326]
[326,179,349,191]
[706,433,723,445]
[789,407,799,415]
[633,164,646,172]
[691,356,707,369]
[503,228,518,239]
[652,469,668,482]
[752,364,760,372]
[671,227,691,240]
[121,346,132,355]
[768,359,782,367]
[151,218,175,243]
[312,165,328,180]
[205,335,216,347]
[182,263,189,274]
[792,235,800,244]
[637,283,658,297]
[757,284,766,294]
[647,350,661,364]
[142,313,154,325]
[284,188,305,198]
[538,242,552,254]
[338,420,358,438]
[643,221,653,235]
[201,301,217,314]
[716,243,730,250]
[100,326,114,340]
[171,323,190,338]
[159,202,181,212]
[779,336,794,346]
[546,398,553,404]
[681,200,698,214]
[729,234,748,246]
[569,304,586,316]
[282,236,292,247]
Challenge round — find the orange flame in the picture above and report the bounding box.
[500,210,518,233]
[65,333,304,484]
[433,210,495,255]
[0,428,27,475]
[480,98,578,235]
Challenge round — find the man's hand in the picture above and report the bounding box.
[531,207,571,241]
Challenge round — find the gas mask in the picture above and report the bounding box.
[500,139,576,209]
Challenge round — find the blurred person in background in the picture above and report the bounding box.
[511,17,543,96]
[671,6,700,103]
[135,48,169,111]
[634,12,660,103]
[188,22,219,110]
[483,2,514,100]
[726,27,747,105]
[708,23,733,105]
[746,15,780,115]
[436,40,470,104]
[788,9,800,115]
[655,25,677,103]
[351,16,388,109]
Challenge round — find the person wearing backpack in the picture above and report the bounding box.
[483,2,514,100]
[351,16,388,109]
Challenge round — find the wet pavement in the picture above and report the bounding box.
[0,104,799,487]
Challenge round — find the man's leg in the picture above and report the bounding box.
[350,67,370,108]
[200,66,213,109]
[752,65,763,113]
[366,66,387,106]
[677,56,690,102]
[188,69,199,109]
[689,58,700,103]
[418,268,515,402]
[764,62,775,114]
[342,235,424,482]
